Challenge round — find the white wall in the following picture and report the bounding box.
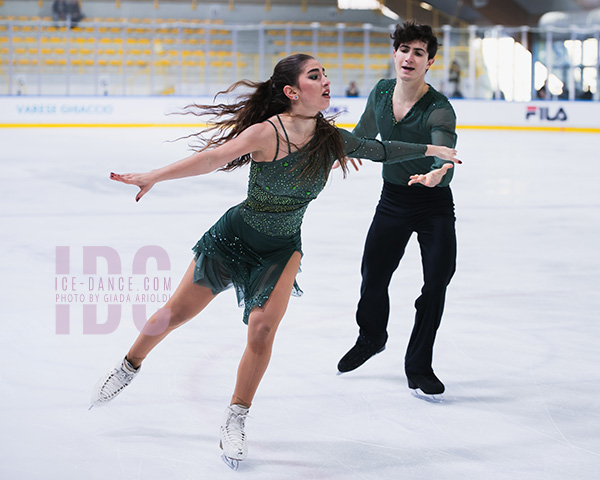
[0,96,597,132]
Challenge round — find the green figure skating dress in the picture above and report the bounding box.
[192,115,430,324]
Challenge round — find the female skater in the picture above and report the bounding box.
[90,53,459,468]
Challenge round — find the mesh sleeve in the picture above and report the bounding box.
[352,84,379,138]
[339,128,428,164]
[426,105,458,186]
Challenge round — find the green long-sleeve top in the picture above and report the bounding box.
[240,127,429,236]
[353,79,458,187]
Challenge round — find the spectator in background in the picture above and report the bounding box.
[66,0,84,27]
[448,60,463,98]
[536,85,547,99]
[579,86,593,100]
[558,86,569,100]
[52,0,68,22]
[346,80,359,97]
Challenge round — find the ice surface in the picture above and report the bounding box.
[1,126,599,479]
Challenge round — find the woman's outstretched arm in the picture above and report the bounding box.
[339,128,461,165]
[110,123,271,202]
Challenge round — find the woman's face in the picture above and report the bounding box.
[292,58,331,112]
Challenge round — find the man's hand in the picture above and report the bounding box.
[408,163,454,187]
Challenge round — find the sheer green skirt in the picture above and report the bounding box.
[192,205,303,324]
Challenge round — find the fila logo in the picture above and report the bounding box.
[526,106,567,121]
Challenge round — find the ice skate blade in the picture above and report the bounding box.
[411,388,444,403]
[221,453,240,470]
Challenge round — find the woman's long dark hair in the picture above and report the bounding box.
[182,53,348,183]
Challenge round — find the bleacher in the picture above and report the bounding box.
[0,0,403,96]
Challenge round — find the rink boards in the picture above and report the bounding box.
[0,95,598,132]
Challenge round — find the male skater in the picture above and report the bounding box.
[338,21,458,401]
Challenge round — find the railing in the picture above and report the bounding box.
[1,18,599,101]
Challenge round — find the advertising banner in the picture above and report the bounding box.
[0,96,598,132]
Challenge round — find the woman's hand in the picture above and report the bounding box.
[110,172,156,202]
[426,145,461,164]
[408,163,454,188]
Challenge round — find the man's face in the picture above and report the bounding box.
[393,40,435,81]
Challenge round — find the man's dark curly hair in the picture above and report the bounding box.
[391,20,439,59]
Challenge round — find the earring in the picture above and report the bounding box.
[294,96,298,100]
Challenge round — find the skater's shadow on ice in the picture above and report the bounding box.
[101,426,215,443]
[246,439,470,474]
[337,374,512,405]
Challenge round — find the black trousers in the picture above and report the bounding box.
[356,181,456,376]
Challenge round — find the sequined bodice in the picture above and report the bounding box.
[237,119,431,236]
[239,151,328,236]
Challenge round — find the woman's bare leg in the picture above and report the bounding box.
[230,251,302,407]
[126,260,216,368]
